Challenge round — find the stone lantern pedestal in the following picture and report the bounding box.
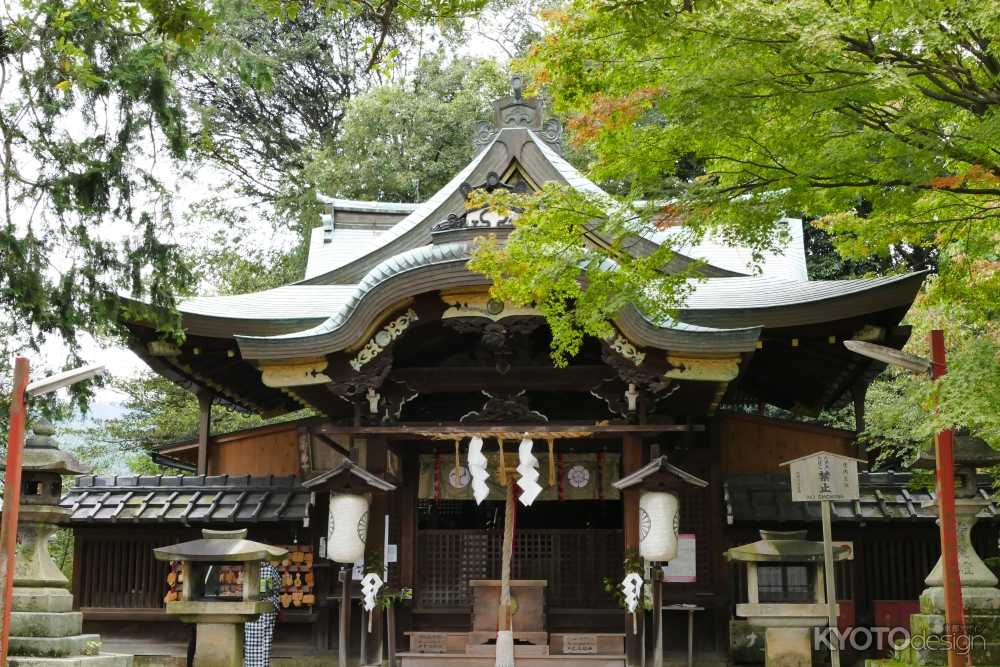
[1,420,131,666]
[899,432,1000,666]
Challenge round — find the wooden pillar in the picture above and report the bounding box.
[707,417,727,653]
[852,381,869,470]
[363,436,388,665]
[196,391,213,475]
[397,449,419,649]
[623,432,645,667]
[399,451,419,591]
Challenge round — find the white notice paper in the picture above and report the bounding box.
[662,534,697,583]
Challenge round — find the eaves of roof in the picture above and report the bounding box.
[234,241,764,360]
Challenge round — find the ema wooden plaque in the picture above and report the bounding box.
[563,634,598,654]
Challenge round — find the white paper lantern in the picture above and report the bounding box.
[327,493,370,563]
[639,491,679,562]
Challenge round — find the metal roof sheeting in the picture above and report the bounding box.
[179,285,357,321]
[62,475,312,524]
[305,227,388,280]
[725,472,998,524]
[652,218,809,281]
[684,273,921,310]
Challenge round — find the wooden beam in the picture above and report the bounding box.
[196,391,213,475]
[387,365,612,392]
[314,431,352,458]
[312,423,704,436]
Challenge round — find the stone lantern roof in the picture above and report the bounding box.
[725,529,852,563]
[0,418,89,476]
[913,430,1000,469]
[154,528,289,563]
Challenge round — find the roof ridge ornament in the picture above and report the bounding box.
[472,77,564,155]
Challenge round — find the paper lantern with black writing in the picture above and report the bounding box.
[327,493,370,563]
[639,491,679,562]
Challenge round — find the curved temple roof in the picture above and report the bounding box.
[121,86,927,417]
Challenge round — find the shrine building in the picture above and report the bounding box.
[62,85,1000,666]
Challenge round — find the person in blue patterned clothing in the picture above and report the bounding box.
[245,560,282,667]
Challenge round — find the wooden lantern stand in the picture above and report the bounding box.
[303,459,397,667]
[613,456,709,667]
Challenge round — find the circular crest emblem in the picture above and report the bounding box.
[357,511,369,544]
[486,299,505,316]
[449,466,471,489]
[639,507,651,542]
[567,465,590,488]
[374,330,392,346]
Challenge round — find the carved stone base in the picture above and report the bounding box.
[764,627,813,667]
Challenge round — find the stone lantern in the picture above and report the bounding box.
[906,431,1000,665]
[154,529,288,667]
[1,418,130,665]
[726,530,851,667]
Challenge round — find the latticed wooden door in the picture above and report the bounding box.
[415,529,623,610]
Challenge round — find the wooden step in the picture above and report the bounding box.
[398,653,626,667]
[465,643,550,656]
[405,631,469,653]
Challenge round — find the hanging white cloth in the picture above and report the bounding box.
[468,436,490,505]
[516,437,542,506]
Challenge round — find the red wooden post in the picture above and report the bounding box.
[929,330,971,667]
[0,357,30,664]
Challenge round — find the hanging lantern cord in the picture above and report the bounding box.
[454,438,462,475]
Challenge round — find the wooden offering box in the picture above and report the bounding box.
[469,579,547,645]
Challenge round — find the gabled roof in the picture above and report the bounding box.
[302,459,397,492]
[613,455,709,489]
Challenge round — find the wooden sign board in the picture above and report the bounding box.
[411,633,449,653]
[563,634,598,654]
[782,451,861,502]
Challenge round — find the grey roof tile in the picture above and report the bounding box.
[725,472,998,524]
[62,475,312,524]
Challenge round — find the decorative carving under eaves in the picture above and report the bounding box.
[349,308,418,372]
[370,380,419,425]
[607,334,646,366]
[590,378,631,419]
[460,390,549,423]
[601,344,672,394]
[441,293,540,321]
[444,316,545,373]
[328,353,393,398]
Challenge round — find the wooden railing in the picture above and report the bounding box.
[415,528,624,610]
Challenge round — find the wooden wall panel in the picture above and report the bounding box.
[719,413,856,475]
[208,429,299,476]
